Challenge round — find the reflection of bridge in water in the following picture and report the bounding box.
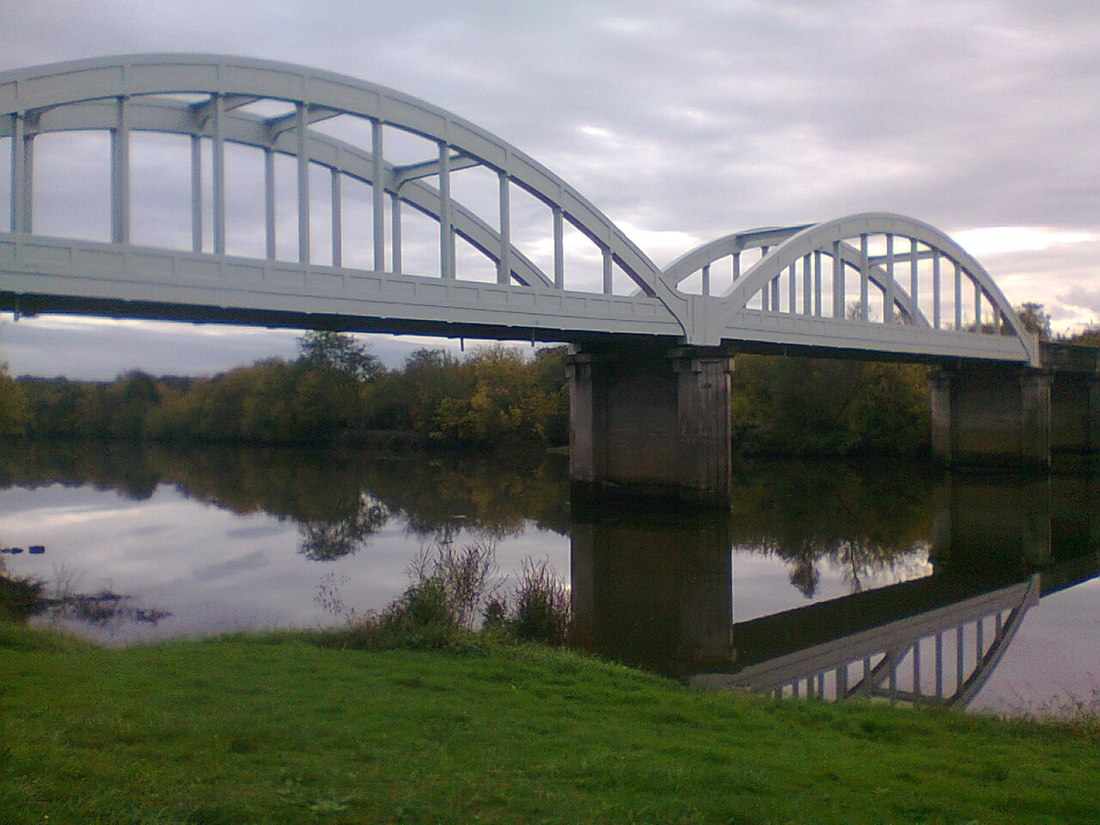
[571,472,1100,708]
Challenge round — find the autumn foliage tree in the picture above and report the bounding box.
[0,362,26,437]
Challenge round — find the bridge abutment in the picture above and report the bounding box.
[568,345,735,508]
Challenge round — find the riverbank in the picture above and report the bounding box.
[1,624,1097,824]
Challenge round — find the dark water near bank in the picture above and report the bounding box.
[1,440,1097,717]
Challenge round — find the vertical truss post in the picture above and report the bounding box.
[21,133,33,233]
[111,96,130,245]
[296,102,309,264]
[390,193,402,275]
[832,240,843,319]
[954,262,963,329]
[438,142,453,279]
[912,640,921,697]
[932,249,941,329]
[802,254,811,315]
[602,247,613,294]
[974,282,982,329]
[859,234,869,321]
[787,263,796,313]
[9,113,24,233]
[909,237,919,315]
[884,233,895,322]
[813,250,822,316]
[935,633,944,698]
[701,263,710,296]
[330,168,342,268]
[956,626,965,692]
[190,135,203,252]
[212,94,226,256]
[553,205,564,289]
[264,147,275,260]
[371,120,385,271]
[732,251,741,283]
[497,172,511,285]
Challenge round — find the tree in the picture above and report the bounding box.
[0,362,26,437]
[297,331,383,383]
[1017,303,1052,340]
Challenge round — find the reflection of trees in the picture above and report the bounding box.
[731,459,938,597]
[298,495,389,561]
[0,439,159,499]
[359,452,570,540]
[0,440,570,548]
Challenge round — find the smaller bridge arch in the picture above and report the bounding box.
[663,213,1038,365]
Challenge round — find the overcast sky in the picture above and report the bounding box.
[1,0,1098,379]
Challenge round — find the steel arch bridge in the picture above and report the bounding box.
[0,55,1038,365]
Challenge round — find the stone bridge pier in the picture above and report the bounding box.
[567,344,735,508]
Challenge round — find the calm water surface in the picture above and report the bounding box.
[1,441,1097,717]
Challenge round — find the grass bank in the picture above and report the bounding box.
[1,624,1097,825]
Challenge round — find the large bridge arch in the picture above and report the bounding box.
[1,53,689,341]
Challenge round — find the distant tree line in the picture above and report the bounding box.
[3,332,570,450]
[1,306,1095,457]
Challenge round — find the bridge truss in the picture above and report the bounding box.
[0,55,1037,364]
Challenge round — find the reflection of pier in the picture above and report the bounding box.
[571,469,1099,707]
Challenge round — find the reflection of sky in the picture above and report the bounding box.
[1,483,571,645]
[4,480,1098,716]
[969,581,1100,715]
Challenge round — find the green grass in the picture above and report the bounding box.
[1,624,1097,824]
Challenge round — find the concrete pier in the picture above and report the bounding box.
[1044,343,1100,456]
[567,344,734,508]
[930,364,1052,469]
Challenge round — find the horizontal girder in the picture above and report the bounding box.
[0,234,682,342]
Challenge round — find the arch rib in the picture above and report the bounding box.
[0,54,671,302]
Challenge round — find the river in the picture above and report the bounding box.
[1,440,1097,717]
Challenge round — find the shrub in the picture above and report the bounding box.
[320,542,571,651]
[0,570,45,622]
[508,558,571,646]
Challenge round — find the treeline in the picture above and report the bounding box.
[729,356,931,456]
[3,333,570,450]
[3,311,1097,457]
